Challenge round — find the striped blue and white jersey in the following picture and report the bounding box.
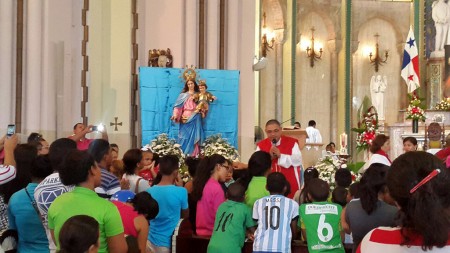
[252,194,299,253]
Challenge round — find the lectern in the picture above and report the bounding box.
[281,129,308,150]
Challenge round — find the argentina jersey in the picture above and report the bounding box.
[252,194,299,253]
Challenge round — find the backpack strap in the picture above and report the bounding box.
[25,188,44,223]
[135,178,143,193]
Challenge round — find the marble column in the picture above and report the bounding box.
[183,0,198,67]
[226,0,239,69]
[25,0,43,133]
[40,0,56,139]
[89,0,132,150]
[206,0,219,69]
[275,41,283,122]
[328,39,342,142]
[0,0,14,128]
[236,0,256,161]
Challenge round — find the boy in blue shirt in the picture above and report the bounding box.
[147,155,188,252]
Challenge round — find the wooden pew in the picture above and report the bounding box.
[173,219,352,253]
[175,236,311,253]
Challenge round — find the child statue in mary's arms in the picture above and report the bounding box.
[193,80,216,118]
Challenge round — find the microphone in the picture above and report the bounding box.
[271,139,278,157]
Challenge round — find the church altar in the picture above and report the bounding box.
[387,110,450,159]
[281,129,324,168]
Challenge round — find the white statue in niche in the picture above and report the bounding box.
[370,75,387,120]
[431,0,450,56]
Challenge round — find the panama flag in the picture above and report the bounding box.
[401,26,420,93]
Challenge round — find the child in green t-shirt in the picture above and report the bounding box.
[299,178,345,253]
[207,183,256,253]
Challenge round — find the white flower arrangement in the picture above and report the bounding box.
[148,133,189,182]
[434,97,450,111]
[315,155,361,191]
[200,134,240,161]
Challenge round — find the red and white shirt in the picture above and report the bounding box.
[0,165,16,185]
[357,227,450,253]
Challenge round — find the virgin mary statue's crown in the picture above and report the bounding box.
[181,65,198,82]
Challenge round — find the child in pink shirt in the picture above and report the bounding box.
[192,154,229,236]
[112,191,159,252]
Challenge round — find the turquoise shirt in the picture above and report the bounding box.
[8,183,49,253]
[148,185,188,248]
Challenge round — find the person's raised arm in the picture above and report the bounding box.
[232,161,248,170]
[4,134,18,166]
[149,162,158,178]
[69,125,93,142]
[101,125,109,141]
[0,135,5,151]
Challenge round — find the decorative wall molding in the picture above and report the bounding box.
[131,0,139,148]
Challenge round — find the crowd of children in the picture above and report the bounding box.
[0,132,449,253]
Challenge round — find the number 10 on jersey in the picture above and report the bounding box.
[264,205,281,230]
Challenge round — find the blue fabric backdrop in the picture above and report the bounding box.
[139,67,240,149]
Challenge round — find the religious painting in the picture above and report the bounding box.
[139,67,239,151]
[148,48,173,67]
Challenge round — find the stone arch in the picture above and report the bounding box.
[295,11,334,150]
[354,16,404,51]
[352,17,403,128]
[262,0,286,30]
[298,9,336,42]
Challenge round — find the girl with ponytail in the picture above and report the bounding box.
[192,154,228,236]
[358,152,450,253]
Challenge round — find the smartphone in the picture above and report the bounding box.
[7,124,16,138]
[91,125,98,131]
